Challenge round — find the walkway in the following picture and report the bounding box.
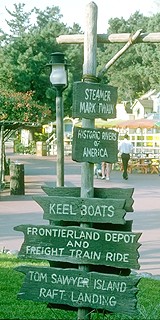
[1,151,160,277]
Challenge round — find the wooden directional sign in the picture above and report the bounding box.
[94,187,134,212]
[33,196,126,224]
[72,127,118,163]
[42,186,81,197]
[15,265,140,315]
[41,187,134,212]
[14,225,141,269]
[72,82,117,119]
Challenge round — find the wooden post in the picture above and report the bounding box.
[10,162,25,195]
[57,32,160,44]
[0,124,4,189]
[78,3,98,320]
[81,1,97,199]
[56,88,64,187]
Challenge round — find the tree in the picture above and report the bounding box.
[0,4,84,120]
[97,12,160,101]
[136,13,160,92]
[1,4,160,115]
[0,89,50,123]
[5,3,32,36]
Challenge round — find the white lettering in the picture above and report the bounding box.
[69,249,101,261]
[77,129,101,140]
[29,271,48,283]
[106,252,129,263]
[71,291,116,307]
[84,88,111,102]
[25,227,100,240]
[79,101,96,113]
[98,103,114,114]
[101,131,117,141]
[39,288,65,300]
[83,147,108,158]
[105,232,136,244]
[49,203,76,215]
[81,204,114,218]
[93,279,127,292]
[66,240,89,249]
[26,246,64,256]
[51,274,89,288]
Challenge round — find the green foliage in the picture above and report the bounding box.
[97,12,160,101]
[0,3,160,120]
[14,139,36,154]
[0,254,75,319]
[34,132,48,142]
[0,89,50,123]
[5,3,32,36]
[0,254,160,319]
[14,139,25,154]
[0,4,83,119]
[0,3,83,120]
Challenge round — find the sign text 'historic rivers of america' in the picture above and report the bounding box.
[72,127,118,163]
[72,82,117,119]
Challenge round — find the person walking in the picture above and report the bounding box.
[101,162,112,180]
[118,134,133,180]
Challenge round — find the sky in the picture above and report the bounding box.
[0,0,159,33]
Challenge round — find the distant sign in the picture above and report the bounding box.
[14,225,141,269]
[16,265,140,315]
[72,82,117,119]
[72,127,118,163]
[33,196,126,224]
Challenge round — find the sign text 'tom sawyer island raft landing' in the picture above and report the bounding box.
[14,80,142,317]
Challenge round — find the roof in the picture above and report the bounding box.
[138,99,153,109]
[0,121,41,130]
[140,89,157,100]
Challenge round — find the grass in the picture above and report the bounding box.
[0,254,160,320]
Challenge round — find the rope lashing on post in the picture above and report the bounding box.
[82,74,101,83]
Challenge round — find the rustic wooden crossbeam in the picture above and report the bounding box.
[57,32,160,44]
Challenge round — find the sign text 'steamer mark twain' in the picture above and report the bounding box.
[72,82,118,119]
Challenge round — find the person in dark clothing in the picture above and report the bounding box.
[118,134,133,180]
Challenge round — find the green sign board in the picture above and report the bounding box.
[94,187,134,212]
[16,265,140,315]
[41,187,134,212]
[42,186,81,197]
[72,82,117,119]
[14,225,141,269]
[72,127,118,163]
[34,196,126,224]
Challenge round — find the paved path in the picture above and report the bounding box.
[1,151,160,276]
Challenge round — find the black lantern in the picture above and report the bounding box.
[49,52,68,91]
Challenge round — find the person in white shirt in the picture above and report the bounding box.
[118,134,133,180]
